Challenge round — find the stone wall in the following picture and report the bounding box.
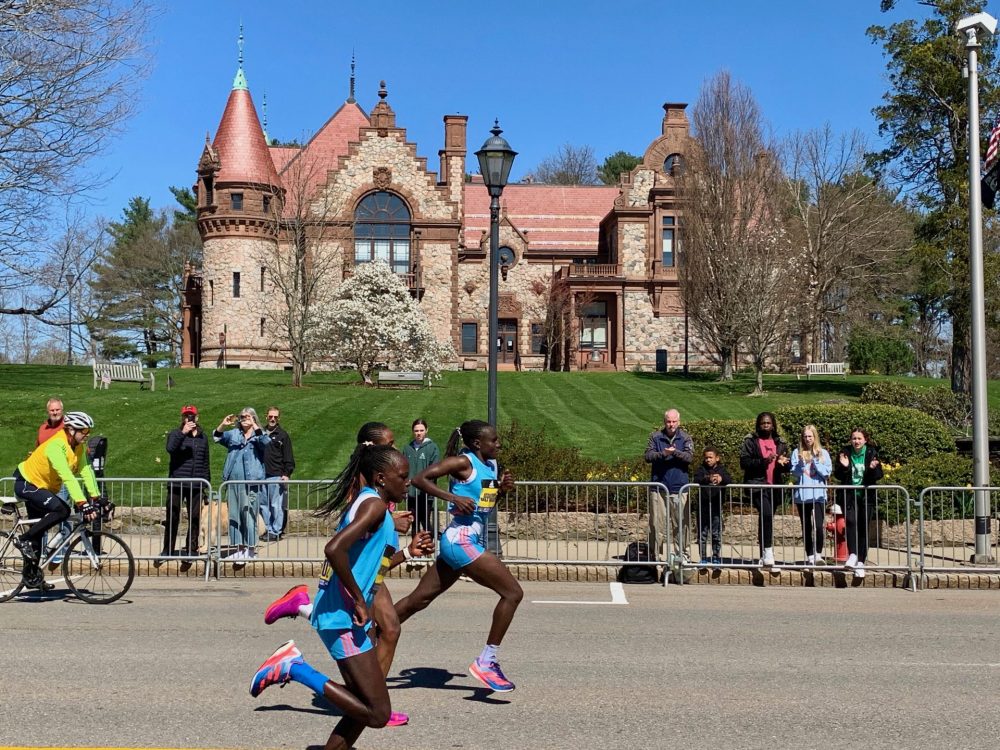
[623,290,681,369]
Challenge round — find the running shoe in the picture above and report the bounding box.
[469,659,515,692]
[387,711,409,727]
[250,640,302,697]
[264,585,311,624]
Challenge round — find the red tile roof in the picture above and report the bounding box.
[463,183,618,251]
[212,88,281,188]
[268,146,301,173]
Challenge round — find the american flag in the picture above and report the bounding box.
[984,120,1000,174]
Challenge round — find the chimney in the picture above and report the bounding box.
[662,102,689,135]
[439,114,467,205]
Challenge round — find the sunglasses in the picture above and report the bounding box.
[76,429,91,437]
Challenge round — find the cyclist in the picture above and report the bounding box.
[13,411,101,589]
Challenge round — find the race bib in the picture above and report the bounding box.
[477,479,499,511]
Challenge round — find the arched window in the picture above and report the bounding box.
[663,153,683,176]
[354,192,411,275]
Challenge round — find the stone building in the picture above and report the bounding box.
[181,62,703,372]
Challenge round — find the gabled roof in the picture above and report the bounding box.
[211,86,281,188]
[268,146,301,174]
[463,180,619,252]
[279,101,370,197]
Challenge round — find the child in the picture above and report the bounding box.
[693,446,731,565]
[825,503,847,564]
[393,419,523,692]
[249,445,430,750]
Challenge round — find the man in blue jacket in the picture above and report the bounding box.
[644,409,694,568]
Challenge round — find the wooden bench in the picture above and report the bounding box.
[797,362,848,380]
[92,361,156,391]
[376,370,428,388]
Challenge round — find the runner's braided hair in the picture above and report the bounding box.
[445,419,492,458]
[314,443,403,518]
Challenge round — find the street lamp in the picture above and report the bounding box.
[475,120,517,426]
[66,272,75,366]
[958,11,997,563]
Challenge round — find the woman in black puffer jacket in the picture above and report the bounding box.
[738,412,790,568]
[832,428,883,579]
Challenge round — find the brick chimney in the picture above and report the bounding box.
[439,114,467,206]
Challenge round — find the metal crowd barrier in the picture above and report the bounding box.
[916,486,1000,577]
[674,483,914,582]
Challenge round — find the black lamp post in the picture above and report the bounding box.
[475,120,517,426]
[66,272,75,366]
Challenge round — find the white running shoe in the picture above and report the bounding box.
[806,554,815,565]
[853,562,866,579]
[761,548,775,567]
[844,553,858,570]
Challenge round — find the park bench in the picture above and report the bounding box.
[92,361,156,391]
[797,362,848,380]
[376,370,429,388]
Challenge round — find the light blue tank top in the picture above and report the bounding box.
[311,488,399,632]
[447,450,499,532]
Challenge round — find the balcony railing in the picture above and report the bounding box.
[343,265,421,289]
[568,263,621,278]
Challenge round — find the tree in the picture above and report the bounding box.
[782,125,913,364]
[868,0,1000,392]
[0,0,150,317]
[679,71,799,390]
[597,151,642,185]
[90,196,202,365]
[169,186,198,225]
[253,151,338,387]
[528,144,599,185]
[316,261,455,384]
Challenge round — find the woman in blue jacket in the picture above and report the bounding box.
[214,407,270,561]
[790,424,832,565]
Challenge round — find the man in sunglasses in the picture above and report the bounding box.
[12,411,101,589]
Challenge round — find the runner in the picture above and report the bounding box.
[393,419,523,692]
[250,444,428,750]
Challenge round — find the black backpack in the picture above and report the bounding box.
[617,541,657,584]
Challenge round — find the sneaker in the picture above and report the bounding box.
[806,554,815,565]
[854,562,866,579]
[711,555,722,565]
[14,536,38,564]
[250,640,303,697]
[698,557,710,565]
[246,548,258,560]
[469,659,515,692]
[813,554,826,566]
[761,548,775,567]
[265,585,311,624]
[24,577,55,591]
[387,711,409,727]
[844,553,858,570]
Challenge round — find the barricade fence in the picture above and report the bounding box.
[674,483,914,580]
[4,474,1000,589]
[916,486,1000,576]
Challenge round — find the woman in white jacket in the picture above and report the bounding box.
[790,424,832,565]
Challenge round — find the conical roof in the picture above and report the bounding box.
[211,81,281,188]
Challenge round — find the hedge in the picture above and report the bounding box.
[859,381,970,432]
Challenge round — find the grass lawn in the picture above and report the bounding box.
[1,364,994,480]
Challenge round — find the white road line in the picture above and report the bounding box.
[532,581,629,605]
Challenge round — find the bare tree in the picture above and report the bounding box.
[528,144,599,185]
[783,125,912,363]
[0,0,150,317]
[254,151,340,387]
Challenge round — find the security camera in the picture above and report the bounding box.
[956,12,998,37]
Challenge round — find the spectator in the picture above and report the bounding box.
[403,418,441,533]
[214,407,270,561]
[790,424,832,566]
[162,405,211,558]
[262,406,295,542]
[37,398,64,446]
[693,446,731,565]
[739,411,790,568]
[644,409,694,566]
[833,428,883,580]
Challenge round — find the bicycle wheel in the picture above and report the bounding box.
[62,530,135,604]
[0,531,27,603]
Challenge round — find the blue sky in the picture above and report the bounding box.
[93,0,942,218]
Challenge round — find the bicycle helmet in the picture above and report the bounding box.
[63,411,94,430]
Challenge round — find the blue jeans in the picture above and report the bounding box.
[260,479,285,536]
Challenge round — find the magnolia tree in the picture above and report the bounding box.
[316,261,455,383]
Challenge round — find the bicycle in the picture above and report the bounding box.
[0,496,135,604]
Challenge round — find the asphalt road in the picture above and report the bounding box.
[1,578,999,750]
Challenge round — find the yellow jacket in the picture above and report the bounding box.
[18,430,99,504]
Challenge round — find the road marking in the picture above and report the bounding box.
[531,581,628,605]
[898,662,1000,668]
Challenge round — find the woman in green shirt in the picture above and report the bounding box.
[833,428,883,580]
[403,419,441,534]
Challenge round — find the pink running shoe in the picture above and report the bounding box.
[264,584,310,624]
[469,659,515,692]
[250,640,302,697]
[387,711,409,727]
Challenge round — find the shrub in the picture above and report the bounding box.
[860,381,970,432]
[847,329,914,375]
[886,454,1000,520]
[497,420,592,481]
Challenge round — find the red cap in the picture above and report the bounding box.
[180,405,198,416]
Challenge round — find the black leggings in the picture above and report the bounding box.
[845,491,870,562]
[163,483,204,554]
[751,486,777,553]
[14,470,71,557]
[798,503,825,557]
